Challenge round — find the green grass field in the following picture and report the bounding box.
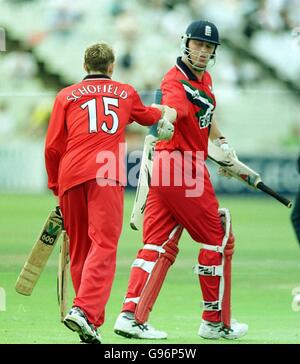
[0,193,300,344]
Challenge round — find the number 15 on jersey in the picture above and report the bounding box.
[81,97,120,134]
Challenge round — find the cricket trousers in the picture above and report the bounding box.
[60,179,124,328]
[291,186,300,244]
[122,153,226,323]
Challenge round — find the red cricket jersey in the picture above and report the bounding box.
[45,74,161,196]
[156,57,216,159]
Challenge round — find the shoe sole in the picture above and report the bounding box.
[200,331,247,340]
[114,329,136,339]
[221,331,248,340]
[114,328,167,340]
[64,318,81,333]
[199,334,221,340]
[199,328,221,339]
[64,317,101,344]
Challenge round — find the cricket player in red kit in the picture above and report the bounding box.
[45,42,176,344]
[114,21,248,340]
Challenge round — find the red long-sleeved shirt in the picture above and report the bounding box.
[157,57,216,160]
[45,74,161,196]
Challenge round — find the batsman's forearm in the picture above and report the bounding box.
[209,116,225,141]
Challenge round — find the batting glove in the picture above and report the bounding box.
[213,137,238,161]
[214,137,238,179]
[157,117,174,141]
[152,104,177,141]
[220,143,238,161]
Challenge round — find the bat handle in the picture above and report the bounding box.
[256,182,293,208]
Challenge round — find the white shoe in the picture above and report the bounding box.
[64,306,102,344]
[198,319,248,340]
[114,312,167,339]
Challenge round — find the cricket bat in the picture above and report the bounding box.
[57,230,69,322]
[208,141,292,208]
[130,134,156,230]
[15,207,63,296]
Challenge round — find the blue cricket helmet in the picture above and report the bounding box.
[184,20,220,46]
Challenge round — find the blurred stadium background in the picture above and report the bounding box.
[0,0,299,194]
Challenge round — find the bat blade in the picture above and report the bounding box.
[57,230,69,322]
[15,207,63,296]
[130,135,156,230]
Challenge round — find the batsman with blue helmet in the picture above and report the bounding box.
[114,20,248,341]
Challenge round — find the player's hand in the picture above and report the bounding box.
[152,104,177,141]
[220,143,238,161]
[213,137,238,161]
[151,103,164,112]
[151,104,177,124]
[156,117,174,141]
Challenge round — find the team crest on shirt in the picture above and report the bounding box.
[181,80,215,129]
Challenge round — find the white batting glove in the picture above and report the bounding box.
[220,143,238,161]
[213,137,238,161]
[157,117,174,141]
[214,137,238,179]
[151,103,164,112]
[152,104,177,141]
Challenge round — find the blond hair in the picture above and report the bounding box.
[84,42,115,74]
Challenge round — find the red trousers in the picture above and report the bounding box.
[60,179,124,328]
[123,154,225,322]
